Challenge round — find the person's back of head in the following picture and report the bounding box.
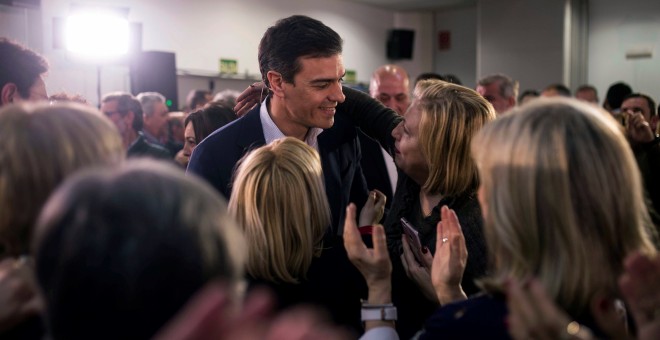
[0,37,49,105]
[415,79,496,197]
[33,160,246,340]
[185,104,237,144]
[442,74,462,85]
[541,83,571,97]
[414,72,445,87]
[258,15,342,88]
[518,89,539,105]
[604,82,633,113]
[0,102,123,257]
[472,98,657,323]
[186,89,211,112]
[229,137,330,284]
[212,89,241,110]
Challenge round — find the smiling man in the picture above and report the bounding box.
[188,15,391,233]
[187,15,400,332]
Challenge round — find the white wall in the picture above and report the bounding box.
[393,11,434,84]
[588,0,660,104]
[477,0,565,93]
[3,0,421,107]
[433,5,477,88]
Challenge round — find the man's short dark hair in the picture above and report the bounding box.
[258,15,343,88]
[543,83,571,97]
[101,92,143,132]
[604,82,632,111]
[0,37,49,98]
[624,93,657,117]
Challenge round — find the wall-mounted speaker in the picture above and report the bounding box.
[387,29,415,60]
[130,51,179,110]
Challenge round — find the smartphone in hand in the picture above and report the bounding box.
[401,217,424,264]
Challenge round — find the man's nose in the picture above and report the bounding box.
[329,82,346,103]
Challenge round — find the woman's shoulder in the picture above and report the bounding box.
[417,293,511,340]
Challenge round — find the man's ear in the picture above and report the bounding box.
[267,71,285,97]
[1,83,21,105]
[589,290,628,339]
[508,96,516,108]
[650,115,659,132]
[125,111,135,127]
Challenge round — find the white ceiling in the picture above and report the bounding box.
[342,0,475,11]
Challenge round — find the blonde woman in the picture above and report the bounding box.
[0,102,124,258]
[346,98,658,339]
[229,137,384,333]
[0,102,124,337]
[385,80,496,337]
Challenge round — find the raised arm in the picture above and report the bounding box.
[339,86,401,154]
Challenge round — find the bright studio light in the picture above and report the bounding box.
[65,10,129,60]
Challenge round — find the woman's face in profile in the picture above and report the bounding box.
[183,122,197,158]
[391,102,427,183]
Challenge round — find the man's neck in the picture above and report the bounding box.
[268,96,309,141]
[124,130,139,151]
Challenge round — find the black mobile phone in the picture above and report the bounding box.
[401,217,424,263]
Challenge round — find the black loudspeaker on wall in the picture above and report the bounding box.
[130,51,179,110]
[387,29,415,60]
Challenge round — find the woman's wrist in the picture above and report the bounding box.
[434,284,467,305]
[367,282,392,304]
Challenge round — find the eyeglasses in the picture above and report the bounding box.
[103,110,127,117]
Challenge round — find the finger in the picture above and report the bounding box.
[235,102,257,118]
[371,224,389,261]
[238,287,276,323]
[153,281,232,340]
[420,248,433,269]
[236,82,263,102]
[401,236,416,265]
[343,204,365,256]
[506,278,538,339]
[435,220,444,252]
[527,279,567,323]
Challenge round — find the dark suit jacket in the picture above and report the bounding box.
[127,133,172,160]
[187,87,401,235]
[358,131,394,212]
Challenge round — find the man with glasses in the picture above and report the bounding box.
[100,92,171,160]
[0,37,49,106]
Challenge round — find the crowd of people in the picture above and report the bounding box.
[1,12,659,340]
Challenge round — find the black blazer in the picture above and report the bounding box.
[127,133,172,160]
[187,87,401,234]
[358,131,394,211]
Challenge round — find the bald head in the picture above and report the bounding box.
[370,64,410,115]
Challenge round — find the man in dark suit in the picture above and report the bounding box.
[187,15,399,235]
[187,15,400,333]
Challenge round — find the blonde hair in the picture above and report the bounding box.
[472,98,657,317]
[0,102,124,256]
[416,80,496,196]
[229,137,330,283]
